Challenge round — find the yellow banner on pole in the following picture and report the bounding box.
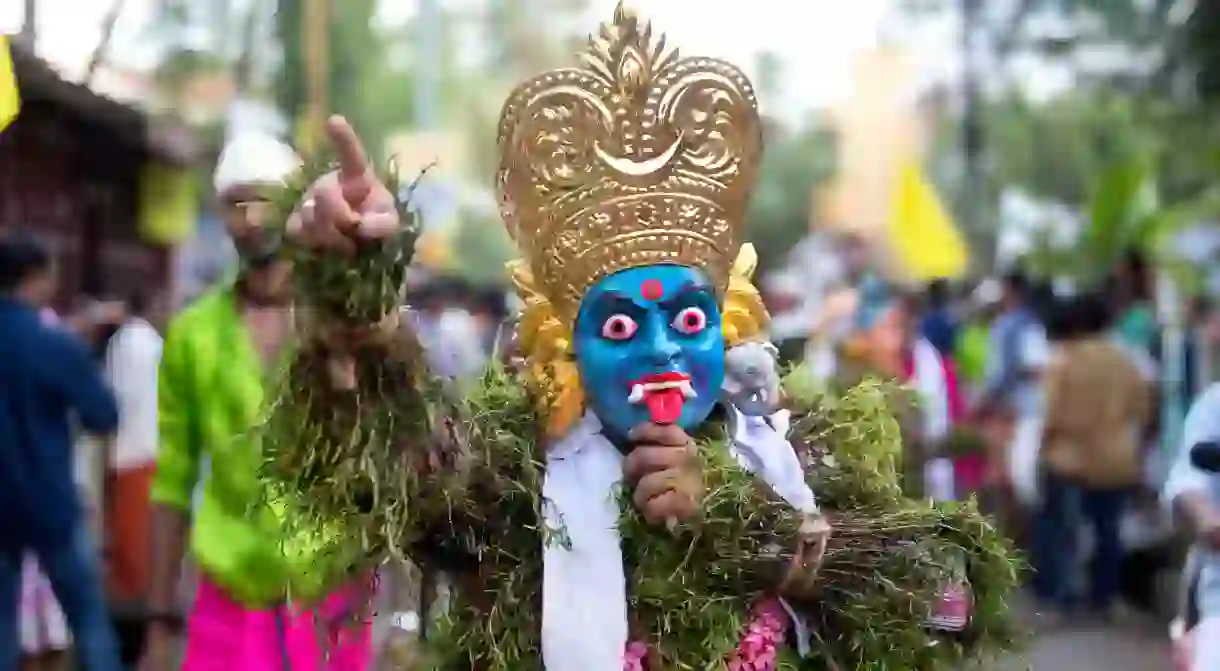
[0,36,20,133]
[890,158,968,280]
[138,162,199,245]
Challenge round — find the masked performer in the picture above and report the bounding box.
[259,6,1019,670]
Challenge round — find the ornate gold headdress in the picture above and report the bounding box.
[496,2,764,324]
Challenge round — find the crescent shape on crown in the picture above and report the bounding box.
[495,3,763,246]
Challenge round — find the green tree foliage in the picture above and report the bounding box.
[905,0,1220,262]
[273,0,414,164]
[980,92,1154,206]
[144,0,267,104]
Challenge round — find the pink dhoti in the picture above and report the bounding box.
[182,576,372,671]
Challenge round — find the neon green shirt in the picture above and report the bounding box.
[151,288,324,606]
[955,323,989,385]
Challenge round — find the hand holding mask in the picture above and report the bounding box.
[624,423,703,526]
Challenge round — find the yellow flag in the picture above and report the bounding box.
[890,158,968,280]
[138,162,198,244]
[0,36,19,133]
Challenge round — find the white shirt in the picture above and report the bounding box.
[541,407,818,670]
[1164,384,1220,619]
[414,309,488,379]
[103,318,164,470]
[911,337,951,443]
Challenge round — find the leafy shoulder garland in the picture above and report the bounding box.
[255,164,1023,670]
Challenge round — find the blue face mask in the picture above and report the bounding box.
[573,264,725,440]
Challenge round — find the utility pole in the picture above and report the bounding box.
[960,0,985,243]
[20,0,36,48]
[415,0,441,129]
[301,0,330,156]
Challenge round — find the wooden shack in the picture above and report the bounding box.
[0,40,198,308]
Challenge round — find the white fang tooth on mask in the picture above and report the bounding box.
[628,384,646,404]
[627,378,695,404]
[679,379,697,399]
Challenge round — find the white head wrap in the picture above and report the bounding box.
[212,133,302,196]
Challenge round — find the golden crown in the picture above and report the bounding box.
[496,3,764,323]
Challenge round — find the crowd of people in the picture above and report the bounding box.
[775,233,1220,656]
[0,235,167,671]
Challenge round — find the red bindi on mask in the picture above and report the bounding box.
[640,279,663,301]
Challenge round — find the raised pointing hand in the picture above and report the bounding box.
[288,115,400,256]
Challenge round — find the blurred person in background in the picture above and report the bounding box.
[837,292,962,497]
[1184,296,1210,404]
[954,278,1000,395]
[70,297,130,537]
[893,293,965,499]
[473,286,510,356]
[22,297,128,671]
[101,291,164,608]
[1033,293,1152,622]
[411,276,489,380]
[1027,278,1058,327]
[139,134,371,671]
[920,278,958,360]
[840,232,889,325]
[0,234,123,671]
[1162,381,1220,670]
[796,232,881,382]
[839,231,874,287]
[61,299,128,348]
[1112,250,1159,358]
[974,270,1048,501]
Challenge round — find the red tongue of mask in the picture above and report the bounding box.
[644,387,686,425]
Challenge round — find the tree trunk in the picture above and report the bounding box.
[299,0,329,156]
[960,0,986,243]
[232,4,262,94]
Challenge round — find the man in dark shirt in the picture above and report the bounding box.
[919,278,959,359]
[0,234,122,671]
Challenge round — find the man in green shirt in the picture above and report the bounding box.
[138,134,370,671]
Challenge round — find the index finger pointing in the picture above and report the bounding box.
[325,115,370,181]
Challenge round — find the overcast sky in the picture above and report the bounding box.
[0,0,964,116]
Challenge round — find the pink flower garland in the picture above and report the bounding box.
[622,598,789,671]
[622,641,648,671]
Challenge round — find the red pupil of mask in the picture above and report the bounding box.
[685,312,701,329]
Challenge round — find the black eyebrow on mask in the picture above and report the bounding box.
[592,290,644,313]
[660,282,713,309]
